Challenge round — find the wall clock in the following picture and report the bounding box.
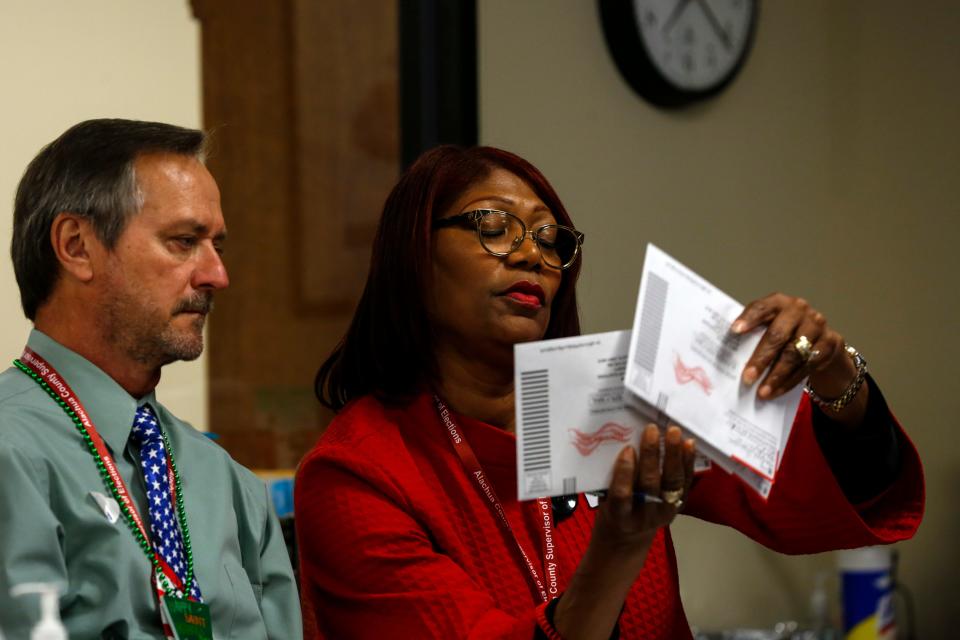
[599,0,758,108]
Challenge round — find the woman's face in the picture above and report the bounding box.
[428,168,563,358]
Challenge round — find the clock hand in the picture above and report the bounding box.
[661,0,693,35]
[694,0,733,50]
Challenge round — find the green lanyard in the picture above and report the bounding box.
[14,355,197,598]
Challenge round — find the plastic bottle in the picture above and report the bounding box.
[836,546,895,640]
[810,571,830,635]
[9,583,67,640]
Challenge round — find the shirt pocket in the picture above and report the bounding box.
[223,562,268,638]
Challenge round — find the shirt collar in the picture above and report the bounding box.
[26,329,160,455]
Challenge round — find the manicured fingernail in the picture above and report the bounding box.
[731,320,746,333]
[759,385,772,399]
[743,367,758,385]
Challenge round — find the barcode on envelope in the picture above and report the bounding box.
[562,477,576,494]
[519,369,551,477]
[634,272,669,373]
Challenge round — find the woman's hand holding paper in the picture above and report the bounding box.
[732,292,868,428]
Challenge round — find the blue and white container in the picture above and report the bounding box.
[837,546,896,640]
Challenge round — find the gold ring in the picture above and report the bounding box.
[661,488,683,505]
[794,335,814,362]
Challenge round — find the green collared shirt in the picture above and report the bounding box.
[0,331,302,639]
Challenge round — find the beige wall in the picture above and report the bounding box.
[0,2,205,428]
[480,0,958,635]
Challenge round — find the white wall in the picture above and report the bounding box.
[0,1,205,428]
[480,0,958,635]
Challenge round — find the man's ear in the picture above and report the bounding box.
[50,212,102,283]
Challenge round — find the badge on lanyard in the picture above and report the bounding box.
[16,348,211,637]
[161,596,213,640]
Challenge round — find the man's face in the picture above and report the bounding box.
[98,152,229,368]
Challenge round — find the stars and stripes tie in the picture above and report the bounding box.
[129,404,202,601]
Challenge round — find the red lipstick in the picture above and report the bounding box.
[501,281,545,309]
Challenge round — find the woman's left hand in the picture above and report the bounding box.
[731,292,867,425]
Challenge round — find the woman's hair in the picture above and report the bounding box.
[315,145,582,411]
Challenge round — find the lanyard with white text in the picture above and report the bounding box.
[16,347,187,600]
[434,396,560,602]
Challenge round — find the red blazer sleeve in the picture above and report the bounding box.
[295,452,550,640]
[684,396,924,553]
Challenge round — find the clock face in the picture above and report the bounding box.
[599,0,758,107]
[634,0,754,91]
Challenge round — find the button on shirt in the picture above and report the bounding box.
[0,330,302,639]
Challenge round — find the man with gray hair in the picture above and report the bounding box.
[0,119,302,638]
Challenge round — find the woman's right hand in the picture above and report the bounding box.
[553,424,695,640]
[594,424,696,550]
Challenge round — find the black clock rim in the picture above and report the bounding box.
[598,0,759,109]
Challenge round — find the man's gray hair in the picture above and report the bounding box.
[12,118,207,320]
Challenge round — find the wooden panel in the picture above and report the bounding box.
[293,0,399,311]
[193,0,399,470]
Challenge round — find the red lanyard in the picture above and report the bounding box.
[18,347,184,598]
[434,396,560,602]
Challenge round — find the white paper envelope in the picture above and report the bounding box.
[624,244,802,486]
[515,330,646,500]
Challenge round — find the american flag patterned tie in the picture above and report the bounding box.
[130,404,202,601]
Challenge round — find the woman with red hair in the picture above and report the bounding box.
[295,146,923,639]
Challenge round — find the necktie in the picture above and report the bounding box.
[129,404,202,601]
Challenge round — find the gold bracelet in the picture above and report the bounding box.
[804,345,867,412]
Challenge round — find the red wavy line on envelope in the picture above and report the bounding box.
[674,354,713,395]
[568,423,635,456]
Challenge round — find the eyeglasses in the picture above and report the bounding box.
[432,209,584,270]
